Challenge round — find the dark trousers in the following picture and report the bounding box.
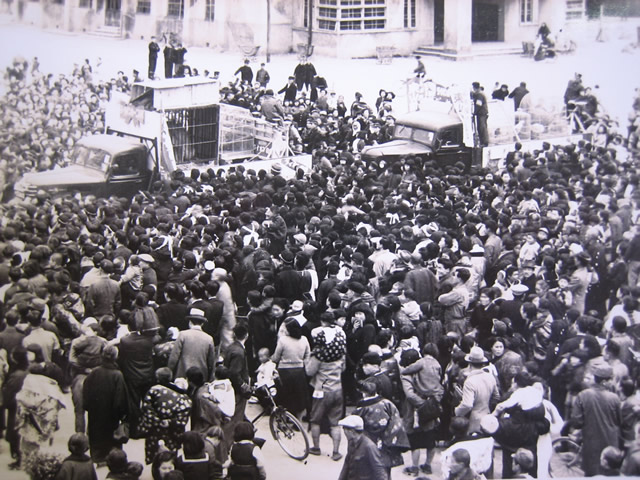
[475,114,489,146]
[149,56,157,78]
[164,61,173,79]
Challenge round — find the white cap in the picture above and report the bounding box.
[338,415,364,431]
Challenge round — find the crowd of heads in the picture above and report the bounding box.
[2,57,640,478]
[0,57,132,190]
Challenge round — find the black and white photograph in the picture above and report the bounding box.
[0,1,639,479]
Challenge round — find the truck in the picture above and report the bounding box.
[362,80,583,172]
[15,78,311,199]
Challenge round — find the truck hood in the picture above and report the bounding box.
[20,165,105,188]
[361,140,432,158]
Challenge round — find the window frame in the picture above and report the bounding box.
[136,0,151,14]
[167,0,185,19]
[520,0,537,25]
[205,0,215,22]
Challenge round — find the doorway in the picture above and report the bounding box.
[105,0,121,27]
[472,1,501,42]
[434,0,444,44]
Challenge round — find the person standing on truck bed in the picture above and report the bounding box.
[235,59,254,86]
[148,36,159,80]
[471,82,489,147]
[509,82,530,111]
[163,40,174,79]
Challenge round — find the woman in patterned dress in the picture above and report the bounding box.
[139,367,192,464]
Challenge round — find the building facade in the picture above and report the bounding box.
[12,0,633,58]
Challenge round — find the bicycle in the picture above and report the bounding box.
[549,435,583,477]
[249,384,310,461]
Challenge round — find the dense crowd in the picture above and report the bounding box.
[0,57,132,199]
[1,56,640,480]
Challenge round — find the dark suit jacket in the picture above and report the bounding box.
[219,341,248,393]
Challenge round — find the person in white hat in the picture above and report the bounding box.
[454,346,500,435]
[337,415,387,480]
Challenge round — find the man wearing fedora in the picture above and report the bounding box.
[168,307,216,382]
[455,346,500,435]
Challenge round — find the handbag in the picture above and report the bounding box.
[113,421,130,444]
[417,395,442,426]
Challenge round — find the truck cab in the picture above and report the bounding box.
[361,111,473,171]
[15,134,155,199]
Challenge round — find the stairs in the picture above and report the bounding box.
[414,43,524,61]
[88,25,121,39]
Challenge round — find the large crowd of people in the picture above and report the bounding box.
[1,54,640,480]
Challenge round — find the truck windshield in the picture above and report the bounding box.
[394,125,435,146]
[72,145,111,172]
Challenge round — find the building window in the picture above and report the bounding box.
[318,7,337,17]
[205,0,215,21]
[566,0,584,20]
[340,20,361,30]
[167,0,184,18]
[79,0,92,7]
[520,0,535,23]
[341,8,361,18]
[319,0,385,30]
[364,7,384,17]
[318,19,336,30]
[404,0,416,28]
[136,1,151,14]
[364,19,385,29]
[51,0,64,4]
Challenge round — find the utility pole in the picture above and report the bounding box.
[266,0,271,62]
[307,0,313,56]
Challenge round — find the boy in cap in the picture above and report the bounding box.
[337,415,387,479]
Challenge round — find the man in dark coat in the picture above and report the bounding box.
[234,59,253,85]
[157,283,190,332]
[83,346,129,464]
[337,415,388,480]
[404,254,439,304]
[508,82,529,111]
[163,42,174,79]
[218,324,250,450]
[568,363,622,476]
[471,82,489,147]
[173,43,187,78]
[278,76,298,103]
[117,328,155,437]
[148,36,160,79]
[274,250,303,301]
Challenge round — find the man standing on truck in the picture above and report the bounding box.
[235,59,254,85]
[471,82,489,147]
[148,36,160,80]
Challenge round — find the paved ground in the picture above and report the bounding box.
[0,16,637,480]
[0,392,460,480]
[0,16,639,125]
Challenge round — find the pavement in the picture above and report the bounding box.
[0,15,639,126]
[0,16,637,480]
[0,392,458,480]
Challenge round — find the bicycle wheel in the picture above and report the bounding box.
[549,436,583,478]
[269,409,309,460]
